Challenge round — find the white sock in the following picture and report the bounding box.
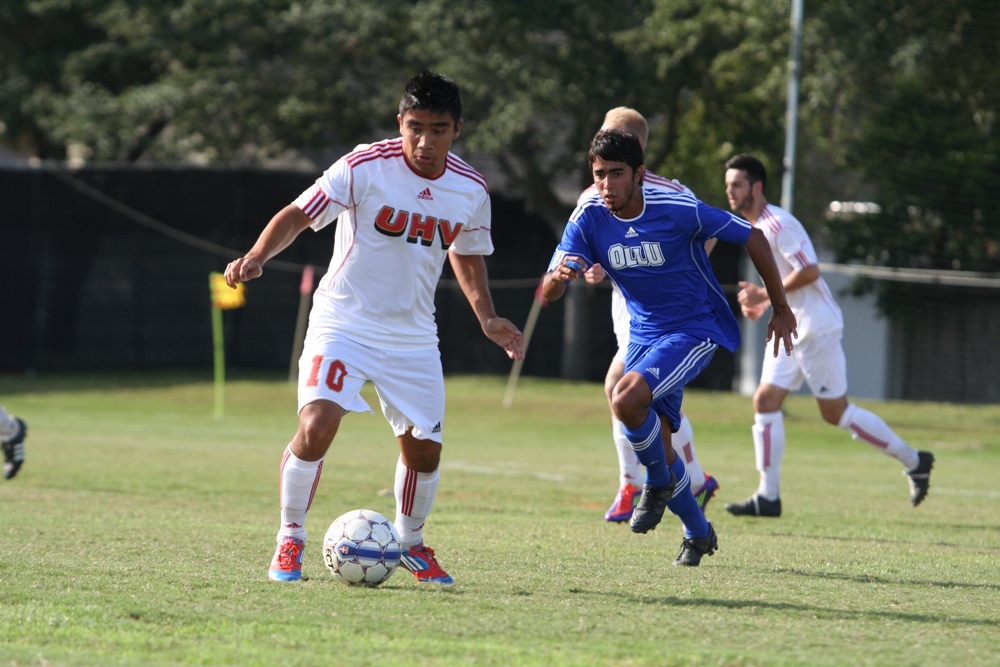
[671,414,706,492]
[838,403,920,470]
[394,456,440,550]
[277,445,324,541]
[0,407,17,440]
[753,411,785,500]
[612,417,643,487]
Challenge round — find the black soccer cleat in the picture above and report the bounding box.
[2,417,26,480]
[629,472,676,534]
[673,523,718,566]
[725,493,781,517]
[906,451,935,507]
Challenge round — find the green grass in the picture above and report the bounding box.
[0,372,998,666]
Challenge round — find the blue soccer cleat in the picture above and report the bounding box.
[693,474,720,513]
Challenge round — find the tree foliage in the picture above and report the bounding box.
[1,0,998,267]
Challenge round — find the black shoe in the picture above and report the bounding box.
[629,473,676,534]
[906,451,934,507]
[673,523,718,566]
[725,493,781,517]
[3,417,26,480]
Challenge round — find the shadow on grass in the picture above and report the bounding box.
[565,588,998,626]
[763,567,1000,592]
[766,531,1000,551]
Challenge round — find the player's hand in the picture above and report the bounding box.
[583,263,606,284]
[225,255,264,288]
[765,304,798,357]
[737,280,768,308]
[741,303,766,321]
[553,257,587,284]
[483,317,525,361]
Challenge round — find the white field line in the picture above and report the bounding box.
[444,460,568,483]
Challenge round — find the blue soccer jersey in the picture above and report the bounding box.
[548,182,752,352]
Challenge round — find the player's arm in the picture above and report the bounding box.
[449,252,525,361]
[225,204,314,287]
[541,256,588,302]
[737,257,821,315]
[744,227,797,356]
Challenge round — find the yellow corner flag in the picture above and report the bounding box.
[209,271,246,309]
[209,272,245,420]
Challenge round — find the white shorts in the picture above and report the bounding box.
[759,329,848,399]
[297,335,445,443]
[611,285,630,364]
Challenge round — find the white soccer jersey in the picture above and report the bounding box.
[293,139,493,350]
[756,204,842,339]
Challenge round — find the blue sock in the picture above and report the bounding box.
[623,411,671,487]
[665,456,709,538]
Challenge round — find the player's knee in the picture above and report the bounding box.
[401,437,441,473]
[818,400,847,425]
[295,402,343,458]
[753,386,783,414]
[611,379,648,423]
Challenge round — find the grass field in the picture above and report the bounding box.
[0,372,998,666]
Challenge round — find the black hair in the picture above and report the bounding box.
[589,129,644,173]
[725,153,767,191]
[399,71,462,125]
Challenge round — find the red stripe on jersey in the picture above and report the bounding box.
[576,184,599,206]
[316,209,358,294]
[644,172,685,192]
[345,150,403,171]
[446,155,489,193]
[816,278,841,316]
[345,139,404,166]
[302,190,331,219]
[761,207,783,231]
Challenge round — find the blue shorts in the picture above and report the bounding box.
[625,333,718,432]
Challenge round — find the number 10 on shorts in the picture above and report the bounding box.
[305,355,347,392]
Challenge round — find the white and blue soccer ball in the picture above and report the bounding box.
[323,509,402,586]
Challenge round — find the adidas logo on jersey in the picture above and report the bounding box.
[625,227,639,238]
[417,188,434,201]
[646,367,660,380]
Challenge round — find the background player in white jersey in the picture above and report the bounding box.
[581,108,719,524]
[1,405,27,479]
[722,153,934,517]
[225,71,524,584]
[543,131,797,565]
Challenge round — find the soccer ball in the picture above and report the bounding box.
[322,509,402,586]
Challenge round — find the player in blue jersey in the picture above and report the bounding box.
[542,130,797,565]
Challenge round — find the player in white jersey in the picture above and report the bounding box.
[722,154,934,517]
[543,131,797,566]
[580,108,719,525]
[225,72,524,584]
[1,405,27,479]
